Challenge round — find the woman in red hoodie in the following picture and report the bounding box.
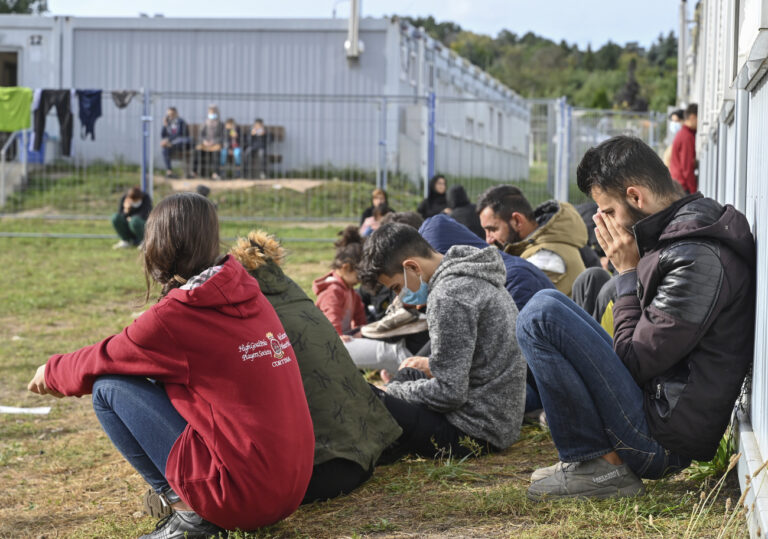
[27,193,314,539]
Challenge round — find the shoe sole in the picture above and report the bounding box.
[360,319,427,339]
[142,488,173,518]
[526,482,645,501]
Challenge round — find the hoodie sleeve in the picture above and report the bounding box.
[386,294,476,412]
[315,286,349,336]
[44,306,190,397]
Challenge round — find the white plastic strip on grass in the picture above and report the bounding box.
[0,405,51,415]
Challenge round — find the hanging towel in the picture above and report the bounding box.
[77,90,102,140]
[0,87,33,132]
[33,89,74,157]
[112,90,138,109]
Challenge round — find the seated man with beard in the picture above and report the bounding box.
[517,136,755,500]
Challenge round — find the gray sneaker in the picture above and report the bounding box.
[530,461,563,482]
[527,457,645,501]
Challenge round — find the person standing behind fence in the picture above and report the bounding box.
[193,105,224,181]
[445,185,484,239]
[244,118,268,179]
[668,103,698,194]
[417,174,448,219]
[111,186,152,249]
[160,107,191,179]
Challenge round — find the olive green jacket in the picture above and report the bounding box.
[503,200,587,297]
[231,233,402,470]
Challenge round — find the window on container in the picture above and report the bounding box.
[400,44,409,81]
[428,64,435,90]
[477,122,485,143]
[489,106,494,143]
[466,118,474,140]
[410,52,417,86]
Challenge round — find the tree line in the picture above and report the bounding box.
[401,15,678,112]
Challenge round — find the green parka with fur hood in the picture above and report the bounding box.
[230,231,402,470]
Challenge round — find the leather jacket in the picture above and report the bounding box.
[612,194,755,460]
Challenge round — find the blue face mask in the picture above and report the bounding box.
[399,266,429,305]
[208,113,218,120]
[669,122,682,137]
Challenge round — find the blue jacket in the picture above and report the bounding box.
[420,214,554,310]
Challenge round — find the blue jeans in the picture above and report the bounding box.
[220,147,242,166]
[516,289,690,479]
[92,375,187,492]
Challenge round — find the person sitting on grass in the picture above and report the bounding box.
[229,230,402,504]
[360,202,393,237]
[111,186,152,249]
[359,223,526,462]
[517,136,755,501]
[28,193,315,538]
[313,226,409,377]
[418,213,554,421]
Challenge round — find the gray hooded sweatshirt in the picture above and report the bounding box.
[386,245,526,449]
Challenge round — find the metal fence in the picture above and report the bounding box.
[529,98,668,206]
[0,91,531,224]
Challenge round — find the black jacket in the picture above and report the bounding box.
[613,194,756,460]
[446,185,484,239]
[118,193,152,221]
[417,177,448,218]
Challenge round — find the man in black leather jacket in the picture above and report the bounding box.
[516,136,755,501]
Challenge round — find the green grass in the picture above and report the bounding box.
[2,163,560,220]
[0,218,747,538]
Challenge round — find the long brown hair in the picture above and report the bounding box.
[143,192,221,301]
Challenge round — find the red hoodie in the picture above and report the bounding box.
[669,124,697,194]
[312,271,367,335]
[44,256,314,530]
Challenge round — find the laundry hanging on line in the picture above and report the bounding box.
[112,90,138,109]
[0,87,33,132]
[77,89,102,140]
[33,89,75,157]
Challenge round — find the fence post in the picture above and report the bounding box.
[554,97,569,202]
[140,88,151,197]
[377,97,387,190]
[21,130,28,184]
[427,92,436,182]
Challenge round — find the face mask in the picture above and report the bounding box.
[208,113,218,120]
[669,122,682,137]
[399,266,429,305]
[130,201,142,208]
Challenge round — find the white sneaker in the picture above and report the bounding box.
[112,240,132,249]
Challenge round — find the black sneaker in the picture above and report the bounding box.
[138,510,226,539]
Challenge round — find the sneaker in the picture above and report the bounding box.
[139,510,225,539]
[360,296,427,338]
[527,457,645,501]
[530,461,563,482]
[211,173,221,181]
[112,240,132,250]
[523,408,548,428]
[143,488,173,519]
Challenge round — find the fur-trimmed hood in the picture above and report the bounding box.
[229,230,290,295]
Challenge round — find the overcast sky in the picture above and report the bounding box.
[47,0,685,50]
